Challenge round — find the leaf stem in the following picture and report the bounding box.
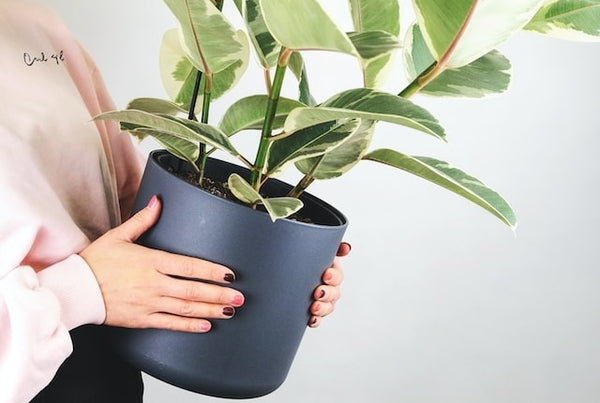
[187,69,207,182]
[398,0,479,98]
[287,155,324,198]
[250,48,292,189]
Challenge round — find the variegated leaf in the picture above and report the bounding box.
[131,128,199,168]
[228,173,303,221]
[218,95,306,136]
[239,0,280,67]
[94,110,239,157]
[288,52,317,106]
[414,0,545,68]
[260,0,358,56]
[126,97,187,115]
[267,119,361,175]
[284,88,446,141]
[364,148,517,229]
[348,31,401,60]
[159,28,249,108]
[404,24,512,98]
[349,0,400,87]
[295,119,375,179]
[164,0,247,74]
[524,0,600,41]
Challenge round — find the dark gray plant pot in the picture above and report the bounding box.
[109,150,348,398]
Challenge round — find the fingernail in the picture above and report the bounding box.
[224,273,235,283]
[232,294,244,306]
[199,322,211,332]
[309,317,318,326]
[223,306,235,317]
[318,289,326,299]
[147,195,158,209]
[337,242,351,255]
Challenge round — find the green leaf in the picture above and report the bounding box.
[349,0,400,36]
[267,119,361,175]
[240,0,280,67]
[94,110,239,157]
[288,52,317,106]
[403,23,436,80]
[524,0,600,41]
[284,88,446,141]
[363,53,396,89]
[159,28,249,108]
[227,173,262,204]
[422,50,512,97]
[259,0,358,56]
[364,149,517,229]
[348,31,401,60]
[218,95,306,136]
[227,173,303,221]
[414,0,545,68]
[404,24,512,98]
[349,0,400,88]
[126,97,187,115]
[164,0,246,74]
[413,0,475,60]
[131,128,199,168]
[262,197,304,222]
[295,119,375,179]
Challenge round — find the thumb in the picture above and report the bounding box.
[113,195,162,242]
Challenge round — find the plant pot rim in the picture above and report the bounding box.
[149,149,348,229]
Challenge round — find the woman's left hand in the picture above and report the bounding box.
[308,242,351,328]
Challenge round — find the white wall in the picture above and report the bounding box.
[41,1,600,402]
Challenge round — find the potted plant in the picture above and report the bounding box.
[95,0,600,398]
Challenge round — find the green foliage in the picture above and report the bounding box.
[525,0,600,41]
[97,0,600,226]
[228,174,303,221]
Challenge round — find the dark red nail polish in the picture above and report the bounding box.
[224,273,235,282]
[309,317,318,326]
[223,306,235,317]
[318,289,325,299]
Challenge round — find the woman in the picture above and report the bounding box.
[0,0,349,401]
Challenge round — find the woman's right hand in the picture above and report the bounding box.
[79,196,244,333]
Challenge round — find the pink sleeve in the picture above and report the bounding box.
[0,227,105,402]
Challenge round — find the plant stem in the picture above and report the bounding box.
[250,48,292,189]
[187,69,206,182]
[398,0,479,98]
[398,61,436,98]
[287,154,324,198]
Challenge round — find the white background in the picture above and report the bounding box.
[41,1,600,402]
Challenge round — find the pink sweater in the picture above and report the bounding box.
[0,1,143,401]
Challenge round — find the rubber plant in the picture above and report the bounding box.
[96,0,600,227]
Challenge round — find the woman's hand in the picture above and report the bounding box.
[308,242,351,328]
[80,196,244,333]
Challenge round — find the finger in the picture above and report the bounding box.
[161,276,245,307]
[145,312,213,333]
[154,252,236,284]
[310,301,335,317]
[112,195,162,242]
[336,242,352,257]
[313,284,341,303]
[308,315,322,328]
[156,296,237,319]
[322,262,344,286]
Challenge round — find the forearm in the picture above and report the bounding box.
[0,256,105,402]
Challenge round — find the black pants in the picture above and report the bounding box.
[31,325,143,403]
